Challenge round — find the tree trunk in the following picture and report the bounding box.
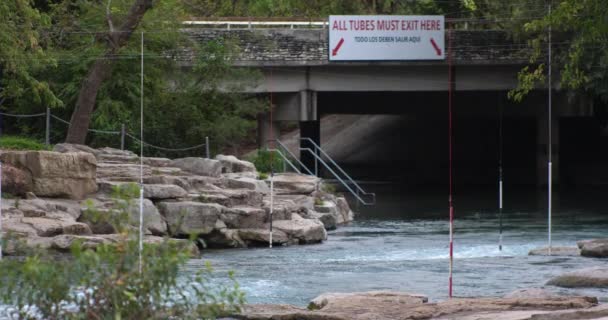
[65,0,153,144]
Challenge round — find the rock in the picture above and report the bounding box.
[335,197,354,224]
[306,210,337,231]
[21,217,92,237]
[529,246,580,256]
[51,234,118,251]
[22,208,46,217]
[238,228,290,246]
[141,236,201,257]
[503,288,557,299]
[142,157,171,167]
[238,294,599,320]
[0,151,97,199]
[203,228,246,248]
[143,184,188,200]
[221,206,267,229]
[203,188,264,207]
[96,163,151,181]
[215,154,256,173]
[97,147,136,157]
[272,214,327,243]
[98,153,139,164]
[128,198,167,236]
[547,267,608,288]
[1,163,33,196]
[53,143,99,157]
[25,192,37,199]
[577,239,608,258]
[157,201,223,236]
[226,176,270,194]
[171,157,222,177]
[271,173,320,195]
[308,291,428,311]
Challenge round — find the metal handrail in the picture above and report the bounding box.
[300,148,372,205]
[271,140,315,176]
[300,137,376,205]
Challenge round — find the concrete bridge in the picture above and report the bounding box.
[183,24,604,186]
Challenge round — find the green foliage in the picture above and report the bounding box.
[0,183,244,320]
[0,135,49,150]
[321,183,337,195]
[470,0,608,103]
[257,172,269,180]
[314,197,324,206]
[250,149,284,173]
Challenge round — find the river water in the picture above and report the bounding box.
[190,186,608,306]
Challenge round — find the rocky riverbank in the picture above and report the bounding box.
[225,290,607,320]
[0,144,353,254]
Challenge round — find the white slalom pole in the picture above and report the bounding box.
[138,31,144,274]
[0,161,3,260]
[269,173,273,248]
[547,4,553,255]
[498,100,504,252]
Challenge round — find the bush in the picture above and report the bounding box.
[0,135,49,150]
[249,149,284,174]
[0,183,244,320]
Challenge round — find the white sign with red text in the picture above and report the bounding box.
[329,15,445,61]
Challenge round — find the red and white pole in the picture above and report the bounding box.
[447,22,454,299]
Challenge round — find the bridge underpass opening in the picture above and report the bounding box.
[314,91,538,187]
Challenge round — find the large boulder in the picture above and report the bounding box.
[308,291,428,311]
[157,201,223,236]
[215,154,256,173]
[0,151,97,199]
[271,173,320,195]
[238,228,290,246]
[529,246,580,256]
[221,206,267,229]
[128,198,167,236]
[143,184,188,200]
[577,239,608,258]
[96,163,151,181]
[226,176,270,194]
[171,157,222,177]
[272,214,327,244]
[335,197,354,224]
[547,267,608,288]
[53,143,99,157]
[1,163,33,196]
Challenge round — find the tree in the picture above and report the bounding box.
[0,0,61,110]
[65,0,155,144]
[509,0,608,104]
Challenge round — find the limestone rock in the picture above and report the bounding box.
[96,163,151,181]
[215,154,256,173]
[1,163,33,196]
[53,143,99,157]
[529,246,580,256]
[157,201,223,236]
[226,176,270,194]
[143,184,188,200]
[271,173,320,195]
[171,157,222,177]
[98,153,139,164]
[335,197,354,224]
[203,228,245,248]
[128,198,167,236]
[308,291,428,311]
[221,206,267,229]
[577,239,608,258]
[51,234,118,251]
[1,151,97,199]
[272,214,327,243]
[97,147,136,157]
[306,210,337,231]
[547,267,608,288]
[238,228,290,246]
[142,157,171,167]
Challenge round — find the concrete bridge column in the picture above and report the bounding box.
[258,114,280,148]
[537,110,560,186]
[298,90,319,175]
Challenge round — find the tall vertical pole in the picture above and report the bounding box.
[120,124,125,150]
[45,108,51,146]
[447,22,454,299]
[269,67,274,249]
[0,161,3,260]
[547,4,553,255]
[498,97,504,251]
[205,136,210,159]
[138,31,144,274]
